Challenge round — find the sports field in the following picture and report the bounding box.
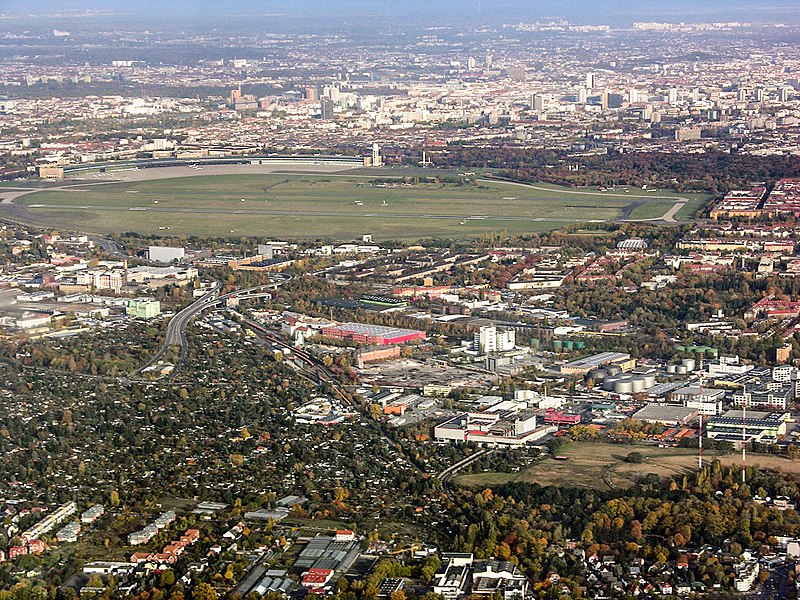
[454,442,800,491]
[10,169,709,240]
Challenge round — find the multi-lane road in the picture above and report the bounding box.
[136,281,222,376]
[136,275,292,379]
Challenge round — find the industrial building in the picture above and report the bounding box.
[560,352,635,376]
[432,554,527,600]
[671,386,726,415]
[706,410,789,444]
[148,246,185,263]
[321,322,426,345]
[293,536,360,576]
[631,405,698,426]
[435,400,555,445]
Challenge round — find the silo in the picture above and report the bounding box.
[575,341,586,350]
[530,338,541,350]
[681,358,696,371]
[602,377,618,391]
[564,340,574,351]
[666,364,677,374]
[588,369,607,381]
[614,380,634,394]
[553,340,563,352]
[631,377,646,393]
[675,365,688,375]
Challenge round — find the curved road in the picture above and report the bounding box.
[136,281,222,376]
[136,277,292,379]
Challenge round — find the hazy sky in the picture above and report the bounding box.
[4,0,799,27]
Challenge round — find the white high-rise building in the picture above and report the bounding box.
[627,88,638,103]
[474,325,516,354]
[668,88,679,105]
[467,56,476,70]
[585,73,596,90]
[577,88,588,104]
[371,143,383,167]
[531,93,546,113]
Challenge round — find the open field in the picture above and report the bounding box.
[454,442,800,491]
[2,167,710,240]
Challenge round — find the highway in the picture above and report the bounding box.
[136,281,222,376]
[135,275,292,379]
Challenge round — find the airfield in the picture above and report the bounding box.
[0,163,709,240]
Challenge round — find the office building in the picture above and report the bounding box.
[320,96,334,120]
[473,325,515,354]
[126,299,161,319]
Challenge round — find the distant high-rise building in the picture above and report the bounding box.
[305,85,318,102]
[778,87,791,102]
[585,73,596,90]
[485,52,493,69]
[737,88,749,102]
[229,86,242,108]
[754,87,764,102]
[600,91,609,110]
[467,56,476,70]
[320,96,334,120]
[371,143,383,167]
[668,88,679,105]
[627,88,638,103]
[474,325,515,354]
[508,66,526,81]
[531,93,546,113]
[577,88,588,104]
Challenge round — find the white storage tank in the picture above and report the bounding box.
[681,358,696,371]
[642,374,657,388]
[675,365,688,375]
[602,377,619,391]
[631,378,646,393]
[666,365,677,374]
[614,380,634,394]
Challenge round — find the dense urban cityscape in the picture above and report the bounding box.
[2,2,800,600]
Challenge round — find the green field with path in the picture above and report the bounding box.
[14,173,709,240]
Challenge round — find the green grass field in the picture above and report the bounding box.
[15,173,709,240]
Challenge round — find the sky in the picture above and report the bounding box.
[3,0,799,27]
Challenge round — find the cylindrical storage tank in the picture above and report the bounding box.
[530,338,541,350]
[681,358,696,371]
[675,365,688,375]
[564,340,574,351]
[631,378,646,393]
[676,345,686,352]
[575,341,586,350]
[602,377,618,391]
[614,380,634,394]
[553,340,563,351]
[606,365,622,376]
[588,369,607,381]
[666,364,677,374]
[643,374,657,388]
[707,348,718,358]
